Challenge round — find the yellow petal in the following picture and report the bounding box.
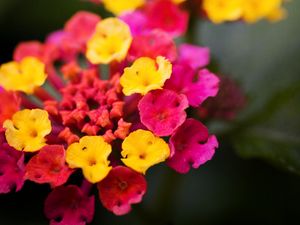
[121,129,170,174]
[86,18,132,64]
[202,0,243,24]
[242,0,283,23]
[120,56,172,96]
[0,57,47,94]
[66,136,112,183]
[3,109,51,152]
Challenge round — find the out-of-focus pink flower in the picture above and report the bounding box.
[44,185,95,225]
[178,44,210,69]
[25,145,73,187]
[119,11,148,36]
[65,11,101,47]
[0,132,25,193]
[98,166,147,215]
[128,29,177,62]
[45,11,101,62]
[167,118,218,173]
[13,41,58,64]
[165,65,219,107]
[138,89,188,136]
[144,0,189,37]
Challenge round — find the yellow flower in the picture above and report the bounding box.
[3,109,52,152]
[242,0,284,23]
[66,136,112,183]
[202,0,243,24]
[102,0,145,15]
[86,18,132,64]
[121,129,170,174]
[120,56,172,96]
[0,57,47,94]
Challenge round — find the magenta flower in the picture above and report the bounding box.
[167,119,219,174]
[119,11,148,36]
[98,166,147,215]
[25,145,73,187]
[138,89,188,136]
[119,0,188,38]
[44,185,95,225]
[0,132,25,194]
[165,64,220,107]
[178,43,210,69]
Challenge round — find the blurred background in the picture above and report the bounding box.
[0,0,300,225]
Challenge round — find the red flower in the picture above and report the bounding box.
[25,145,73,187]
[0,90,20,128]
[98,166,147,215]
[144,0,189,37]
[44,185,95,225]
[128,29,177,62]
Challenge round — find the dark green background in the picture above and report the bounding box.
[0,0,300,224]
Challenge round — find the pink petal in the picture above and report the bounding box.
[165,64,220,107]
[119,11,148,36]
[138,89,188,136]
[178,43,210,69]
[64,11,101,46]
[186,69,220,107]
[167,119,219,174]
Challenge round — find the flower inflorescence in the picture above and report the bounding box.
[0,0,280,224]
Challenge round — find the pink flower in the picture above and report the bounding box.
[165,64,220,107]
[25,145,73,187]
[119,11,147,36]
[167,119,218,174]
[138,89,188,136]
[45,11,101,62]
[178,43,210,69]
[0,132,25,193]
[64,11,101,47]
[128,29,177,62]
[98,166,147,216]
[44,185,95,225]
[144,0,189,37]
[13,41,58,64]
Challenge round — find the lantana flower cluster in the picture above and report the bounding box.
[0,7,219,224]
